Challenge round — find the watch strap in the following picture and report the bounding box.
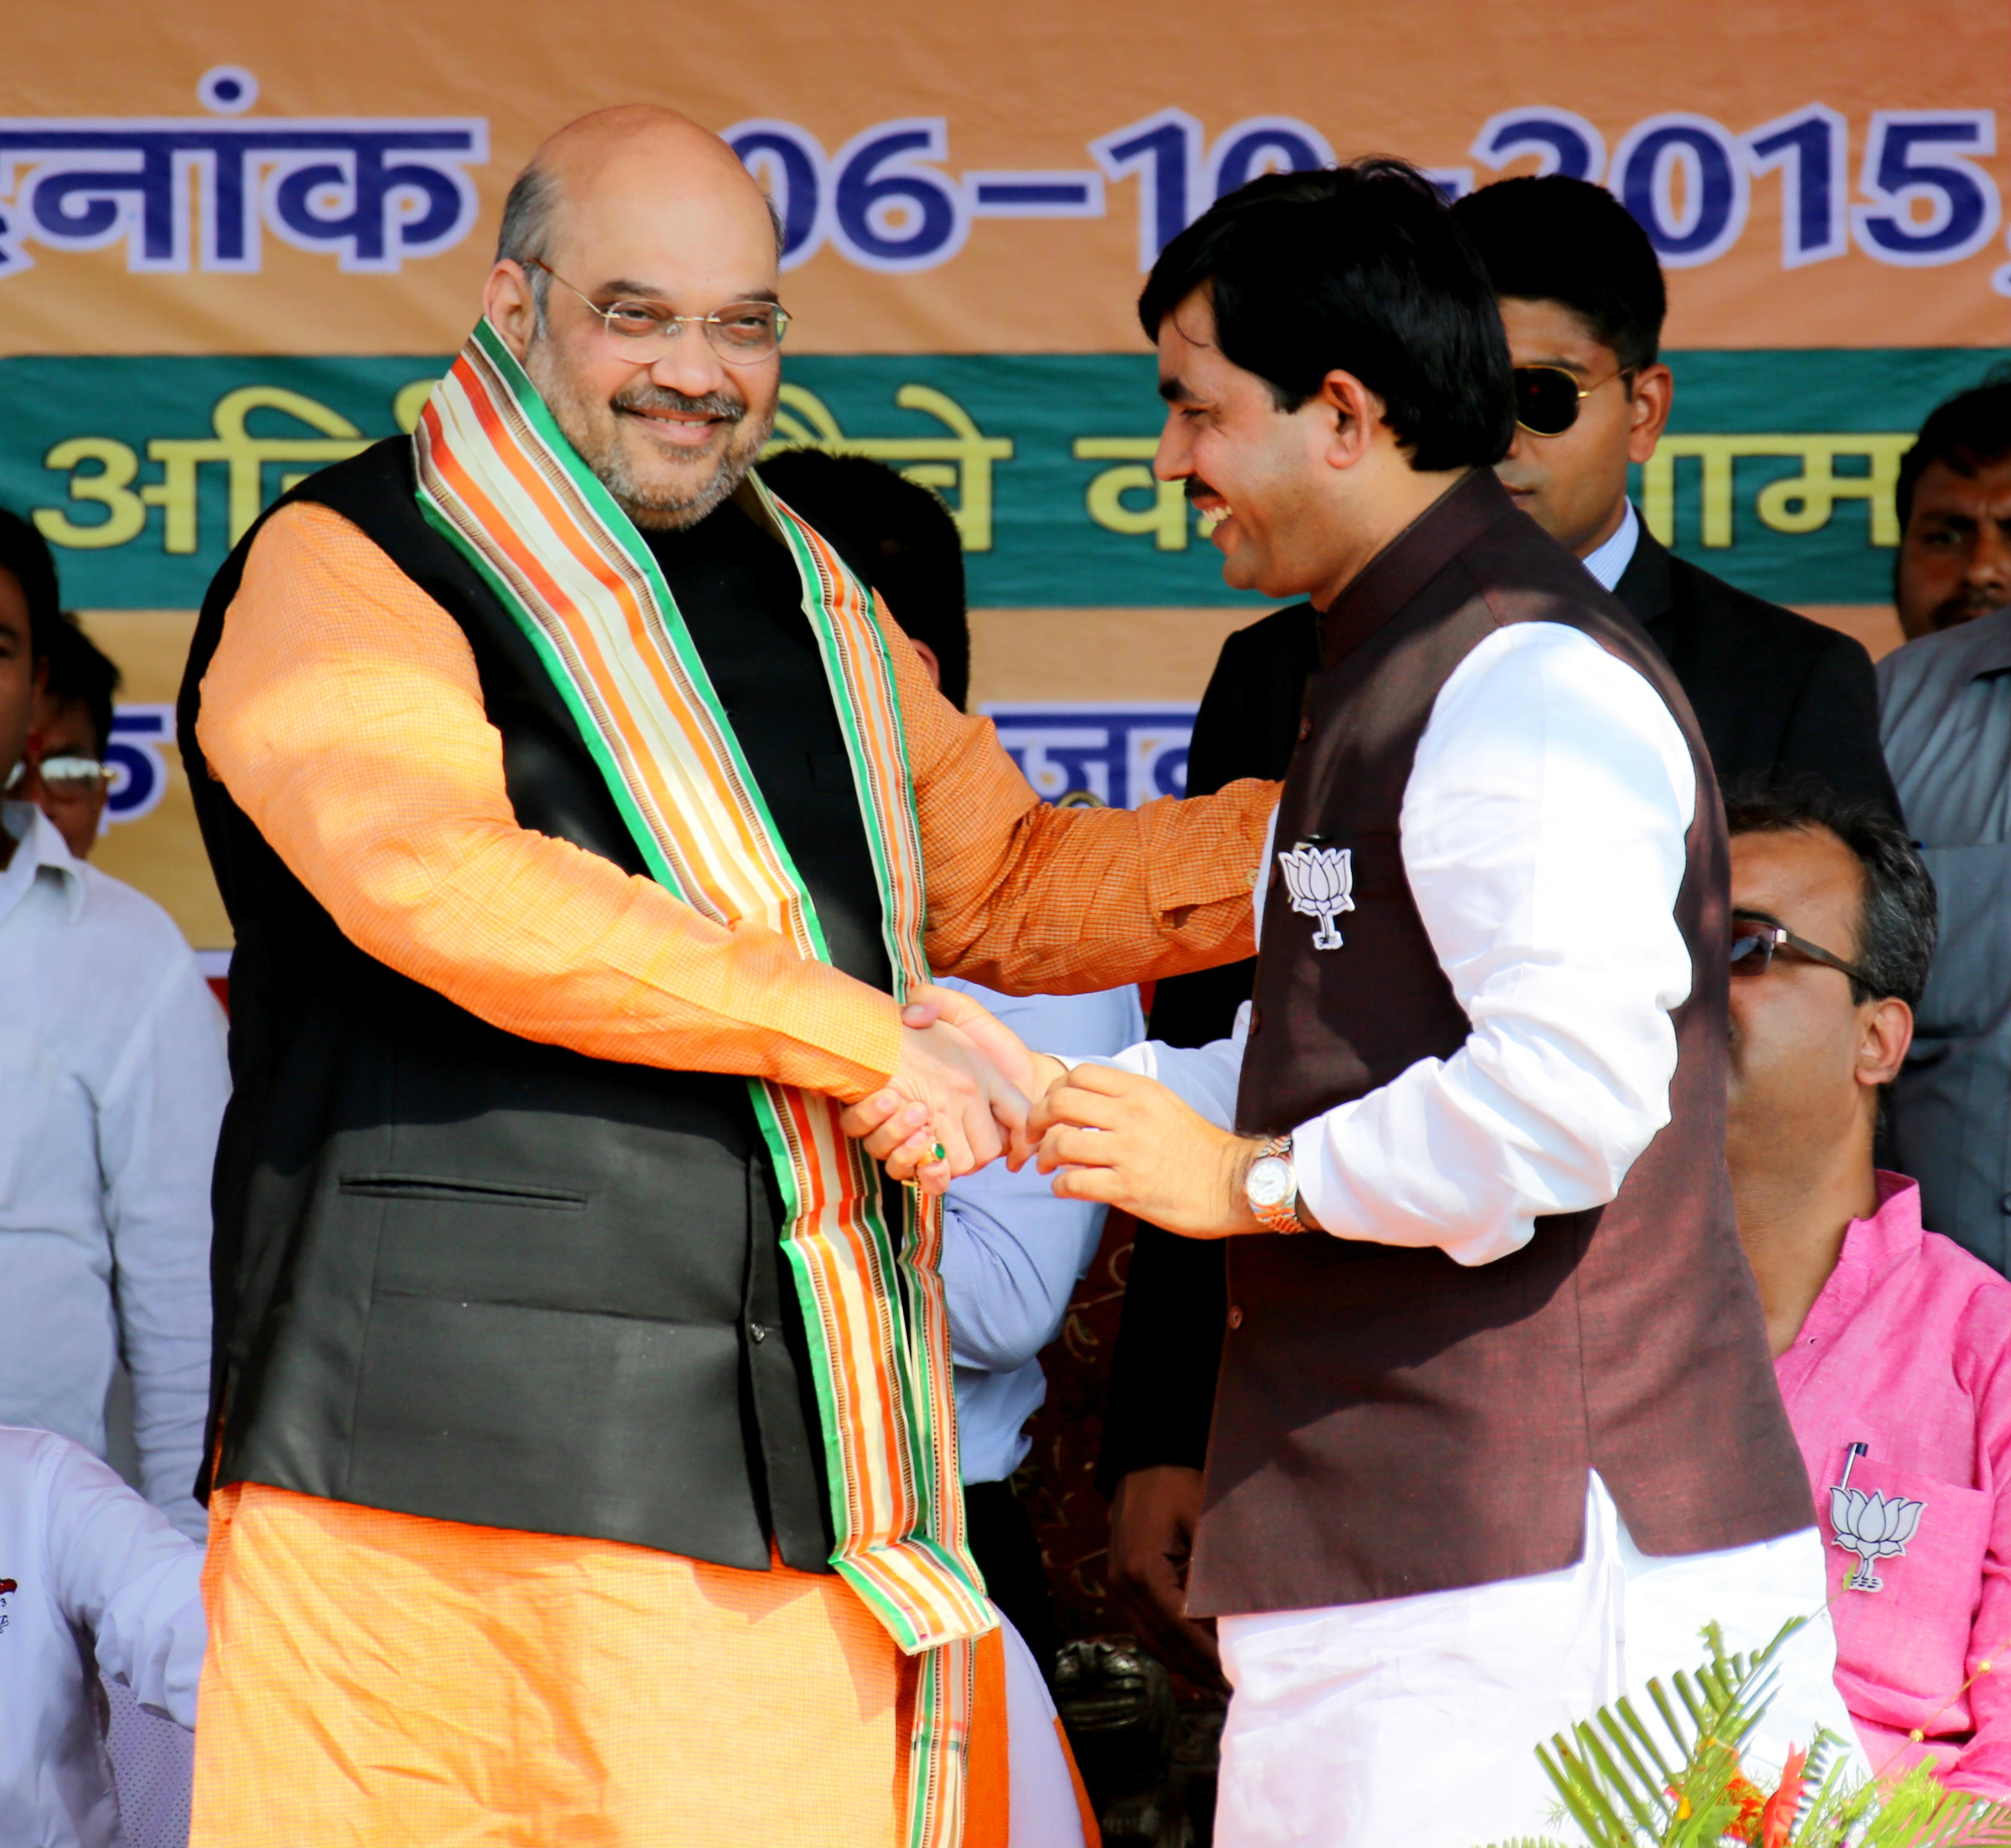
[1248,1133,1308,1235]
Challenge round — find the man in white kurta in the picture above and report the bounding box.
[852,159,1862,1846]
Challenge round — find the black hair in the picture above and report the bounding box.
[1137,159,1514,472]
[757,449,971,709]
[0,508,62,660]
[41,612,121,757]
[1723,777,1937,1009]
[1450,175,1667,375]
[1896,363,2011,535]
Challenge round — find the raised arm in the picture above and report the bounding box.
[198,504,904,1101]
[875,607,1277,997]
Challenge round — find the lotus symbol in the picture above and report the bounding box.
[1828,1486,1925,1593]
[1279,843,1354,951]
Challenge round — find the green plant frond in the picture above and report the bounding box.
[1851,1764,2011,1846]
[1645,1677,1688,1753]
[1609,1695,1678,1785]
[1540,1736,1633,1846]
[1671,1668,1712,1733]
[1572,1720,1663,1836]
[1592,1705,1668,1814]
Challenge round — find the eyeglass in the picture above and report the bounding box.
[1728,915,1873,988]
[1512,364,1631,437]
[527,259,789,366]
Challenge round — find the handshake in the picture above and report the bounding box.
[837,983,1269,1240]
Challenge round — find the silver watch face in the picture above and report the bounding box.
[1246,1154,1295,1211]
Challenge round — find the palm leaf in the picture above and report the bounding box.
[1470,1615,2011,1848]
[1483,1619,1805,1848]
[1852,1766,2011,1846]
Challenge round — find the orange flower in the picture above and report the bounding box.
[1721,1772,1768,1842]
[1757,1745,1809,1848]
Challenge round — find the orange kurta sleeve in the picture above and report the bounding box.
[198,502,903,1102]
[877,605,1277,996]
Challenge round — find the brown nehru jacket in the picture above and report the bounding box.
[1191,468,1812,1619]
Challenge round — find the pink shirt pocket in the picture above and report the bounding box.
[1819,1443,1991,1734]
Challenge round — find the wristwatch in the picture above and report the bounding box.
[1243,1134,1308,1235]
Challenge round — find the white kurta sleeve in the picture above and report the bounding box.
[97,952,229,1539]
[1289,621,1696,1266]
[43,1437,206,1727]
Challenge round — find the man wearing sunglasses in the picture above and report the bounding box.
[1453,175,1898,817]
[1722,779,2011,1797]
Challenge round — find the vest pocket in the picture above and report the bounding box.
[338,1173,587,1209]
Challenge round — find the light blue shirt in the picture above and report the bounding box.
[1878,605,2011,1269]
[1581,499,1641,595]
[936,979,1145,1482]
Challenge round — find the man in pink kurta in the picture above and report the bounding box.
[1727,781,2011,1796]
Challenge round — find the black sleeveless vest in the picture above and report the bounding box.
[178,437,890,1572]
[1193,470,1812,1616]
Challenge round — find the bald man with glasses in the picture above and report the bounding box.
[178,103,1270,1848]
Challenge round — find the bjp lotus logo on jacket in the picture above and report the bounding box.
[1279,841,1354,950]
[1827,1443,1925,1593]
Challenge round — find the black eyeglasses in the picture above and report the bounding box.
[1512,364,1631,437]
[1728,916,1873,988]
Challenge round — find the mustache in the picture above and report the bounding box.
[611,381,745,423]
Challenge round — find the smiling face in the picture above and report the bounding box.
[1491,296,1671,559]
[1151,287,1408,605]
[19,693,108,859]
[1895,453,2011,639]
[484,111,782,530]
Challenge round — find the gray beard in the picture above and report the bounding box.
[528,344,773,532]
[594,413,771,530]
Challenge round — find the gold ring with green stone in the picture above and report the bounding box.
[927,1140,947,1163]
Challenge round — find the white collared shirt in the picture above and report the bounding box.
[0,804,227,1538]
[0,1425,204,1848]
[1581,499,1641,593]
[1100,622,1696,1266]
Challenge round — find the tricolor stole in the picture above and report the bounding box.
[413,320,994,1848]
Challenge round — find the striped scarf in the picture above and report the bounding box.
[413,318,993,1848]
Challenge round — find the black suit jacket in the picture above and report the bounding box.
[1614,526,1900,815]
[1095,523,1899,1493]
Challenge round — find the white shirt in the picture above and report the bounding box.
[938,979,1145,1483]
[1581,499,1641,593]
[0,804,228,1539]
[0,1426,204,1848]
[1102,623,1696,1267]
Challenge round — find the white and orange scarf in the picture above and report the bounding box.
[414,319,993,1848]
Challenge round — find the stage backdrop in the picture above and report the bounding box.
[4,0,2008,947]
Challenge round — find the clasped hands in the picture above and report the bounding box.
[836,983,1267,1238]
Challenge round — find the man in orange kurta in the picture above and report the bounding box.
[182,107,1273,1847]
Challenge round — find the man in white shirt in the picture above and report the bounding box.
[0,1424,205,1848]
[0,514,229,1540]
[854,161,1857,1846]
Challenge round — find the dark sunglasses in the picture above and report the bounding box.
[1512,364,1631,437]
[1728,916,1873,988]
